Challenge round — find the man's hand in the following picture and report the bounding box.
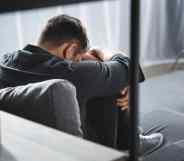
[116,87,129,111]
[81,48,116,61]
[82,49,104,61]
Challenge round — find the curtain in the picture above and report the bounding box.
[0,0,184,66]
[140,0,184,65]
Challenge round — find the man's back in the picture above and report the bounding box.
[0,44,131,101]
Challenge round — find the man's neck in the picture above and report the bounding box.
[38,43,64,59]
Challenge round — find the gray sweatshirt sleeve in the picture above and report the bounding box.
[66,54,130,99]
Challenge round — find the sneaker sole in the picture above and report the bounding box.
[142,134,164,157]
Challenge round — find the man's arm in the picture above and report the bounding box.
[65,54,130,99]
[80,50,144,110]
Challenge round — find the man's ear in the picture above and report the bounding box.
[57,43,70,58]
[66,43,78,55]
[65,43,79,59]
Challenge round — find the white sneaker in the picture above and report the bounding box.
[139,133,164,156]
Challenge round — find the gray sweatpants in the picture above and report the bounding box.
[0,79,83,137]
[49,79,83,137]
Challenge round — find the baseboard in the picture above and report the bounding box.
[142,59,184,78]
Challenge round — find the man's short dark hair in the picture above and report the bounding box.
[38,14,89,50]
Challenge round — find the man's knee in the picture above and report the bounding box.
[49,79,76,98]
[48,79,83,137]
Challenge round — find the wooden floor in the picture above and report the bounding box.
[0,111,127,161]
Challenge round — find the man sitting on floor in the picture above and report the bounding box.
[0,14,163,156]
